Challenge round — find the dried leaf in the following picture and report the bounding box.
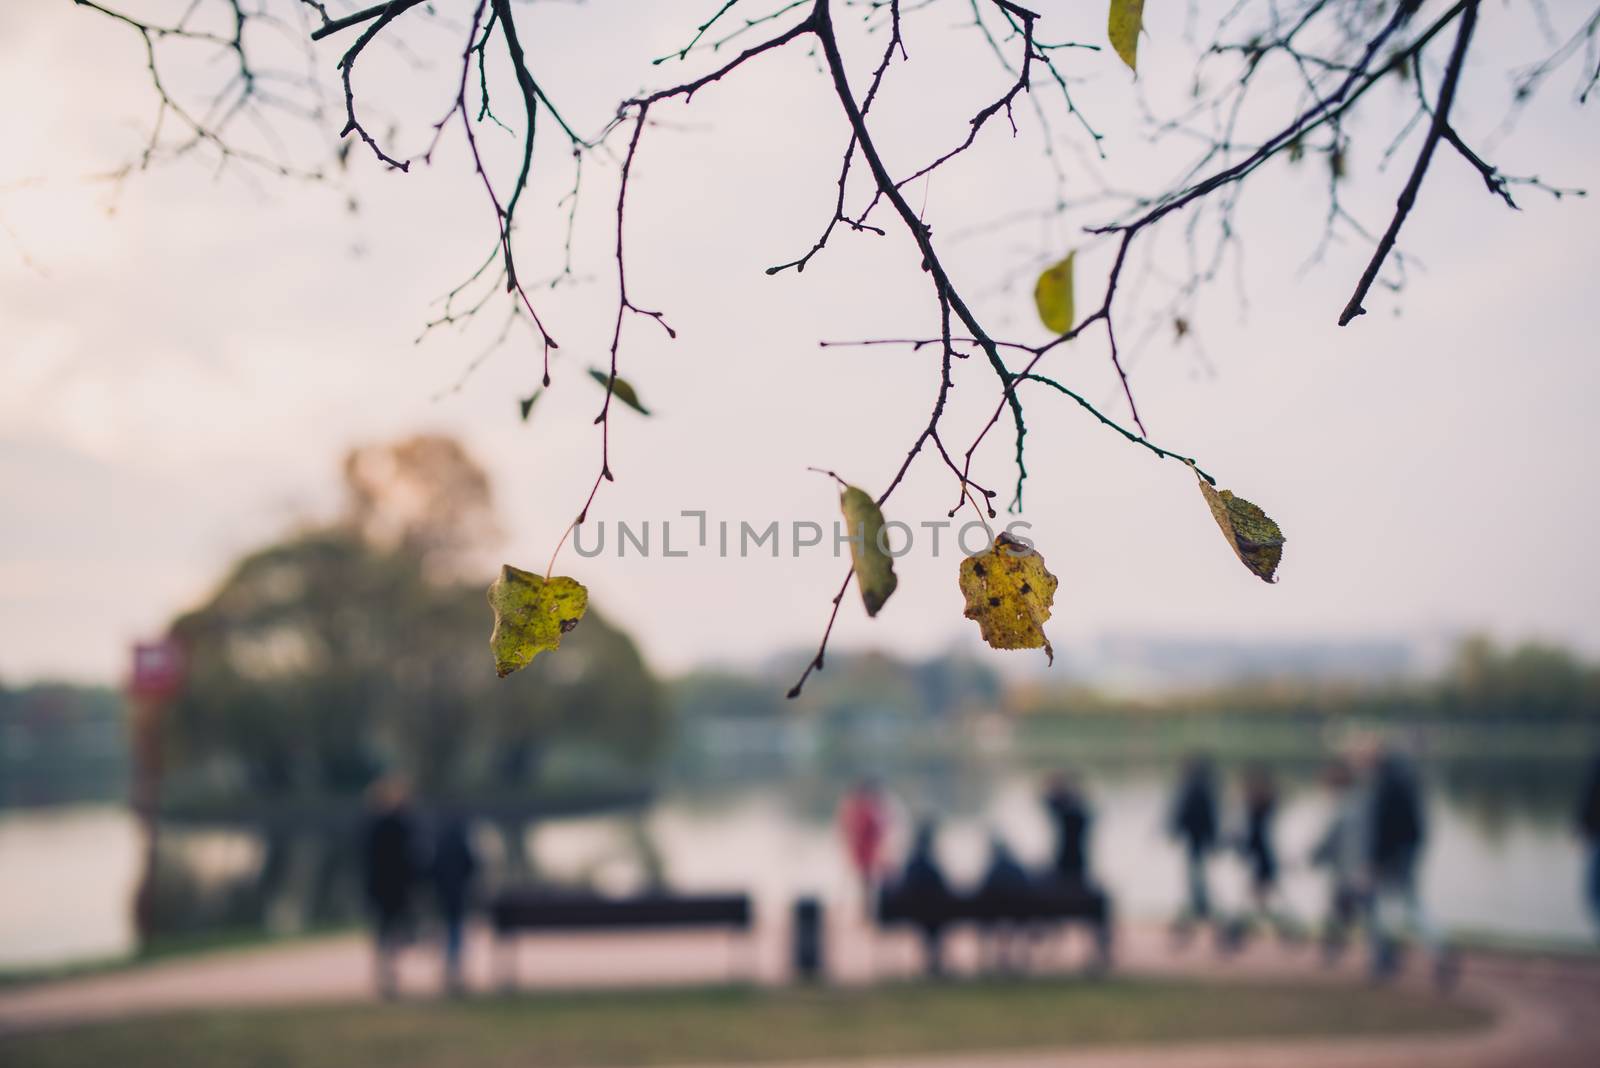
[958,532,1059,663]
[518,389,543,422]
[840,486,898,617]
[487,564,588,677]
[1033,252,1076,335]
[588,369,651,416]
[1198,477,1285,583]
[1108,0,1146,72]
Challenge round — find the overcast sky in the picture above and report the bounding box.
[3,0,1598,686]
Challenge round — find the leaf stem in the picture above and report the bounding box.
[1016,372,1216,485]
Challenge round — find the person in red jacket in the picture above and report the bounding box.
[838,779,889,903]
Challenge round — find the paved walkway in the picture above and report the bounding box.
[2,917,1598,1066]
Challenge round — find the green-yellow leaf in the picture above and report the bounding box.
[1033,252,1076,335]
[588,368,651,416]
[1108,0,1146,72]
[958,533,1060,664]
[841,485,898,617]
[1198,476,1285,583]
[487,564,588,677]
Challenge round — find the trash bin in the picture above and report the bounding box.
[792,896,823,981]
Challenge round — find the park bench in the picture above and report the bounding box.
[876,879,1113,974]
[489,889,754,986]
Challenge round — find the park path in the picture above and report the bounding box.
[2,915,1599,1067]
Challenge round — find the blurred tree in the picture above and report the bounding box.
[1439,634,1599,720]
[1013,634,1600,724]
[341,434,498,579]
[162,434,666,920]
[166,435,666,804]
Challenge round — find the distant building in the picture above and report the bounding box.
[1068,634,1415,697]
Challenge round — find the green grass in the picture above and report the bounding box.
[1447,927,1600,959]
[0,978,1489,1068]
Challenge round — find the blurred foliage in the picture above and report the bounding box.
[341,435,498,578]
[781,650,1003,721]
[164,434,666,805]
[1438,635,1600,719]
[1013,634,1600,722]
[671,650,1003,727]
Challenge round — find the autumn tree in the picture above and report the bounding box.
[166,433,666,803]
[65,0,1595,692]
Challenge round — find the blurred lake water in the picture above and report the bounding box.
[2,763,1592,970]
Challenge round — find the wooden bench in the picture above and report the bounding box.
[489,890,754,985]
[876,880,1113,973]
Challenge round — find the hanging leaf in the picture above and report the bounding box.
[840,485,898,617]
[1197,476,1285,583]
[518,389,543,422]
[1108,0,1146,72]
[1033,252,1076,335]
[487,564,589,677]
[588,368,651,416]
[958,532,1060,664]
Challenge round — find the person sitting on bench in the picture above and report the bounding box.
[1044,771,1092,889]
[977,833,1033,972]
[893,821,952,977]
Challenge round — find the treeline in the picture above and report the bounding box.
[674,650,1002,723]
[1015,635,1600,722]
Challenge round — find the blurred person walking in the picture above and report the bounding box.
[431,811,478,995]
[1230,764,1301,946]
[1168,754,1220,946]
[363,776,419,999]
[1310,758,1371,965]
[838,779,890,905]
[1578,752,1600,940]
[1044,772,1092,888]
[1366,746,1456,986]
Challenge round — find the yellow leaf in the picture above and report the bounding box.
[487,564,588,677]
[1198,477,1285,583]
[1108,0,1145,73]
[958,533,1059,663]
[841,485,898,617]
[1033,252,1076,335]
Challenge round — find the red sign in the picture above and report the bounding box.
[129,639,184,700]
